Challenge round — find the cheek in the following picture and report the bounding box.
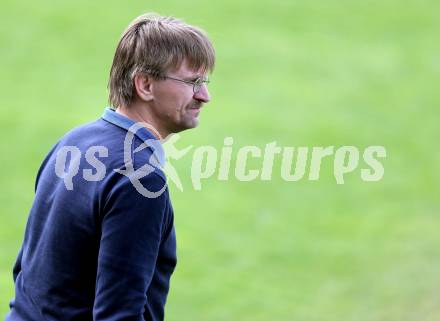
[174,93,194,113]
[157,87,192,109]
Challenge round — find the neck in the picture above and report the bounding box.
[116,103,166,140]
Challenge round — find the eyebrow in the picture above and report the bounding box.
[184,74,203,79]
[182,75,208,82]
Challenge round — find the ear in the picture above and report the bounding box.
[134,74,154,102]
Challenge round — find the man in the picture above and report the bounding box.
[5,13,215,321]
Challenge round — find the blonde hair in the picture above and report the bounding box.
[108,13,216,108]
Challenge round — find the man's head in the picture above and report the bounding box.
[108,13,216,137]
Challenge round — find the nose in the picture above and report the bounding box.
[193,83,211,103]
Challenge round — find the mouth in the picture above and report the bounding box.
[188,104,202,116]
[188,108,201,116]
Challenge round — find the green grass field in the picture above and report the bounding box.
[1,0,439,320]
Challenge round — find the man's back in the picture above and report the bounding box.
[6,109,177,321]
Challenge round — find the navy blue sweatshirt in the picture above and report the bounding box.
[6,108,177,321]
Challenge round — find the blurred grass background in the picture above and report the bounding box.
[1,0,439,320]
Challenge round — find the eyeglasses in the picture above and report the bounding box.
[163,76,210,94]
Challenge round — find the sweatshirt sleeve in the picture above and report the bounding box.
[93,172,168,321]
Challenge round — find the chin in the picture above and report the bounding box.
[173,120,199,133]
[184,118,200,129]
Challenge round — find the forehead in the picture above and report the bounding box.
[170,59,207,78]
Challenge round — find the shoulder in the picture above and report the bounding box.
[59,118,127,150]
[100,169,171,228]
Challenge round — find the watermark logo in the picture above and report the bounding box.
[114,122,167,198]
[164,137,386,190]
[54,122,387,198]
[161,133,193,191]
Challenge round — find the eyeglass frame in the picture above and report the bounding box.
[162,75,210,94]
